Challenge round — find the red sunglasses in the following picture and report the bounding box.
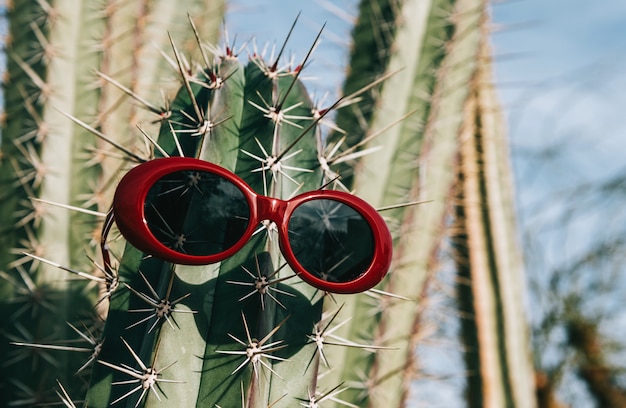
[105,157,392,294]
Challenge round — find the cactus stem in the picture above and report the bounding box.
[216,383,287,408]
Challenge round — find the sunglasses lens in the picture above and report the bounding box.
[288,199,375,283]
[144,170,250,256]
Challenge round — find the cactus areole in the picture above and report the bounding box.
[105,157,392,294]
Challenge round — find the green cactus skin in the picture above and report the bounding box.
[0,0,224,405]
[1,1,535,407]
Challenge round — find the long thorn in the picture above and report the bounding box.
[271,12,301,72]
[188,14,212,69]
[56,109,146,163]
[277,22,325,110]
[331,109,419,162]
[96,71,165,116]
[137,124,169,158]
[376,200,432,212]
[20,252,106,283]
[29,197,106,217]
[168,32,204,124]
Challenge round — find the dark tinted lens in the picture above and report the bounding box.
[144,170,250,256]
[288,199,374,283]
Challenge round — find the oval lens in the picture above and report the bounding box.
[287,199,375,283]
[144,170,250,256]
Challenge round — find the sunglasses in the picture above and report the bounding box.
[105,157,392,294]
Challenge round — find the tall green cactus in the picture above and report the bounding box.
[0,0,535,407]
[0,0,224,404]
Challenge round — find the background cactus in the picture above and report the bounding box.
[0,0,225,404]
[0,0,534,407]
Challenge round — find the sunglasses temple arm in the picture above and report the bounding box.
[100,207,115,277]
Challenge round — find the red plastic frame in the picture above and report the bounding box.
[110,157,392,294]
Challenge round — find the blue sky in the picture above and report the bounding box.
[491,0,626,189]
[493,1,626,80]
[491,1,626,274]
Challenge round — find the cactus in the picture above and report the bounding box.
[0,0,225,404]
[454,30,535,407]
[0,0,535,407]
